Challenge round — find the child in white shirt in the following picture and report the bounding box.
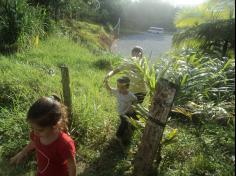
[104,76,137,145]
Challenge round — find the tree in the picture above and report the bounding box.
[121,0,177,31]
[173,0,235,57]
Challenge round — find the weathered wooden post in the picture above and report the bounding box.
[60,65,73,128]
[133,78,177,176]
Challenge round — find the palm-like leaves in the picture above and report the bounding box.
[118,49,235,123]
[166,49,235,122]
[173,0,235,56]
[173,19,235,55]
[175,0,235,28]
[175,6,210,28]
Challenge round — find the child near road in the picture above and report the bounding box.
[10,95,76,176]
[105,46,147,104]
[104,76,138,145]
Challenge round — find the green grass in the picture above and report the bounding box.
[0,35,235,176]
[0,34,120,174]
[58,20,113,51]
[159,121,235,176]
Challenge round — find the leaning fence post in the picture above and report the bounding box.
[133,78,177,176]
[60,65,73,128]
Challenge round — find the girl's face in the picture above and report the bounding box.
[30,122,56,138]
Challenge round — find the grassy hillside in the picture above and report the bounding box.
[0,30,234,176]
[58,20,113,51]
[0,34,120,175]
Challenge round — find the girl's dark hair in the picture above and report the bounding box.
[27,95,68,132]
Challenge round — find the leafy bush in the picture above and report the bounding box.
[0,0,47,53]
[173,0,235,57]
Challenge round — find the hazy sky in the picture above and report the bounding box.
[131,0,207,6]
[162,0,206,6]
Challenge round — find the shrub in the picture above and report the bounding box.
[0,0,47,53]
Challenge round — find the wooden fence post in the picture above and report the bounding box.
[60,65,73,128]
[133,78,177,176]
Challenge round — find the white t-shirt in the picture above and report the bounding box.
[111,89,137,115]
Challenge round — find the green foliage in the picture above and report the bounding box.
[159,49,235,124]
[173,0,235,56]
[0,2,235,173]
[0,36,120,174]
[167,50,235,102]
[0,0,117,54]
[117,48,234,175]
[115,47,234,127]
[27,0,123,25]
[0,32,235,176]
[57,20,113,51]
[159,121,235,176]
[175,0,235,28]
[0,0,47,53]
[173,19,235,56]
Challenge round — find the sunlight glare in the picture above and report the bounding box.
[161,0,207,6]
[130,0,207,7]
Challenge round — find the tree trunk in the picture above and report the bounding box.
[133,79,177,176]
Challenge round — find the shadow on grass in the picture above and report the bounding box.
[79,137,129,176]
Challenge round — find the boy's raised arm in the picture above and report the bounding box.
[105,68,120,79]
[105,62,130,80]
[103,77,113,92]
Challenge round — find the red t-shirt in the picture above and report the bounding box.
[30,132,76,176]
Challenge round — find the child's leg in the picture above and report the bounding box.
[121,112,137,145]
[116,115,128,138]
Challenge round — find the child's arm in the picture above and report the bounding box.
[103,76,114,92]
[10,141,35,165]
[105,61,131,80]
[105,68,120,79]
[106,68,120,78]
[67,155,76,176]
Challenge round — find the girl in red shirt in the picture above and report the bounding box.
[10,95,76,176]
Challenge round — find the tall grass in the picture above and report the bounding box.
[0,0,48,53]
[0,35,119,174]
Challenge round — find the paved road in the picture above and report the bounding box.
[111,32,173,62]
